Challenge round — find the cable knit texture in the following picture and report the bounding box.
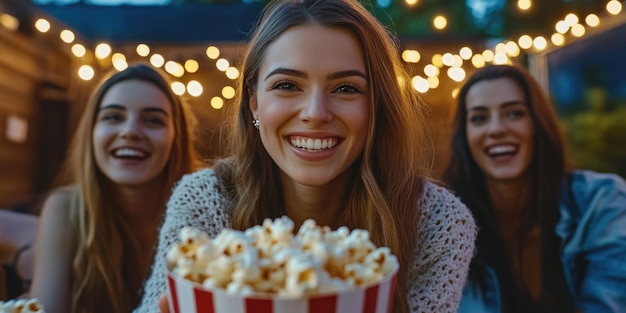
[134,169,476,313]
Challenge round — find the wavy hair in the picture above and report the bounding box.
[213,0,433,311]
[59,63,201,313]
[444,64,573,312]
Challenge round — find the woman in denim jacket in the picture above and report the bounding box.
[444,64,626,313]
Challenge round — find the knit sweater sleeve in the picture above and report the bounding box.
[406,182,477,313]
[134,169,231,313]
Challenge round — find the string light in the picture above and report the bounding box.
[433,15,447,30]
[14,0,623,98]
[471,54,486,68]
[205,46,220,59]
[78,65,94,81]
[427,76,439,89]
[184,60,199,73]
[210,96,224,110]
[71,44,86,58]
[442,53,455,67]
[532,36,548,50]
[505,41,520,57]
[431,54,444,67]
[571,24,586,37]
[459,47,473,60]
[94,43,111,60]
[447,67,466,82]
[222,86,236,99]
[186,80,203,97]
[482,50,495,62]
[551,33,566,46]
[399,0,624,94]
[0,13,19,31]
[225,67,240,80]
[564,13,579,26]
[171,81,185,96]
[517,0,532,11]
[585,14,600,26]
[411,76,429,93]
[215,58,230,71]
[59,29,74,43]
[149,54,165,68]
[111,53,127,71]
[493,52,510,64]
[607,0,623,15]
[136,44,150,57]
[34,18,50,33]
[402,50,421,63]
[424,64,439,77]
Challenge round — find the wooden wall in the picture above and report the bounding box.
[0,19,78,211]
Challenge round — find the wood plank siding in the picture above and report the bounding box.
[0,21,77,211]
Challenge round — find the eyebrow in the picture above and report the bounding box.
[468,100,526,111]
[328,70,368,81]
[99,104,170,115]
[264,67,368,81]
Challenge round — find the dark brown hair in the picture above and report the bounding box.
[444,64,573,312]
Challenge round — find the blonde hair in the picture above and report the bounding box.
[214,0,433,311]
[58,63,201,312]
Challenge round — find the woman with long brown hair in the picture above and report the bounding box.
[137,0,476,312]
[445,64,626,313]
[30,63,202,313]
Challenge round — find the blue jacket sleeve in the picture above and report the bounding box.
[562,171,626,313]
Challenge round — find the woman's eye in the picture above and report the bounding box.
[335,84,361,94]
[144,116,167,125]
[100,112,123,121]
[506,109,526,119]
[272,81,299,91]
[468,114,487,124]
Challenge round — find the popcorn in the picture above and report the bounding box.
[166,216,398,298]
[0,299,45,313]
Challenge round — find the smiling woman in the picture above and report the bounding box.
[446,64,626,313]
[135,0,477,313]
[92,79,176,186]
[251,24,369,194]
[28,63,202,313]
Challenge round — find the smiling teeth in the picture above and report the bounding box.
[115,148,146,157]
[488,145,516,154]
[290,137,337,151]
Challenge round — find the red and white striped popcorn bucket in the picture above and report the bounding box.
[166,266,398,313]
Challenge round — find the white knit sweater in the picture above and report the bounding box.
[134,168,476,313]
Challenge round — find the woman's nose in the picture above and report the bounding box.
[120,120,143,139]
[486,117,506,137]
[300,90,332,124]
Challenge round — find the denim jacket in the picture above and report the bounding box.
[458,170,626,313]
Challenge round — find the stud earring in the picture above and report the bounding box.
[253,119,260,129]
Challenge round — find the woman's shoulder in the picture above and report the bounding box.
[167,167,232,222]
[569,170,626,193]
[171,168,222,195]
[177,167,219,184]
[37,187,78,245]
[563,170,626,217]
[419,180,475,219]
[47,185,78,197]
[40,186,79,216]
[417,179,477,236]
